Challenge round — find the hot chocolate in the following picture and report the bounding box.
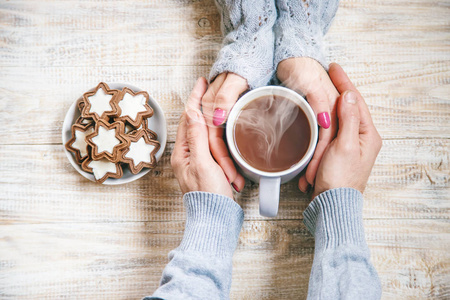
[233,95,311,172]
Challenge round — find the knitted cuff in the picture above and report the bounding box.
[209,43,274,89]
[274,0,340,69]
[303,188,366,250]
[210,0,277,89]
[178,191,244,257]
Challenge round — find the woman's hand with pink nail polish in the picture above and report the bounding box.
[312,64,382,198]
[277,57,340,192]
[201,72,248,193]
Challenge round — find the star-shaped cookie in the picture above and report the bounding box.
[126,118,157,140]
[78,99,85,112]
[121,129,160,174]
[82,82,120,121]
[86,119,129,162]
[75,116,94,126]
[115,87,153,127]
[65,123,95,164]
[81,158,123,183]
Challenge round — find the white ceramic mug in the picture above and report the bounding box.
[226,86,318,217]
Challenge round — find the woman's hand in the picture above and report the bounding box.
[277,57,340,192]
[313,63,382,198]
[171,77,234,199]
[201,73,248,192]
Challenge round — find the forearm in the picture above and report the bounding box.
[210,0,277,88]
[146,192,244,300]
[274,0,340,69]
[303,188,382,300]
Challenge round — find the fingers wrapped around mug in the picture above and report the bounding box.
[171,77,234,199]
[311,63,383,198]
[276,57,340,192]
[328,63,382,161]
[201,73,248,192]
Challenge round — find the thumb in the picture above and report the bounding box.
[336,91,360,148]
[186,109,212,160]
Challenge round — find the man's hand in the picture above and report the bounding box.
[201,73,248,192]
[171,77,234,199]
[313,63,382,198]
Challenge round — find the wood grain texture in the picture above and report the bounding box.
[0,63,449,145]
[0,0,449,299]
[1,0,448,67]
[0,0,222,67]
[0,139,448,223]
[0,220,448,299]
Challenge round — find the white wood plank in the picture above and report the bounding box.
[0,0,222,67]
[326,1,450,64]
[0,140,448,223]
[1,1,448,67]
[0,63,448,145]
[0,220,448,299]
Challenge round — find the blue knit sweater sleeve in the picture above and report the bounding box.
[144,192,244,300]
[274,0,340,69]
[210,0,339,88]
[209,0,277,89]
[303,188,382,299]
[144,188,380,299]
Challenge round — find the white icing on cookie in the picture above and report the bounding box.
[88,159,117,180]
[92,126,120,154]
[125,137,156,165]
[88,88,114,116]
[118,92,147,121]
[72,127,94,157]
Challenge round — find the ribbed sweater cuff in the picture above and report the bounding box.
[178,191,244,257]
[209,56,274,90]
[303,188,366,250]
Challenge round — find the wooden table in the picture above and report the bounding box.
[1,0,449,299]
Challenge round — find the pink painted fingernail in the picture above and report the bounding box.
[317,112,330,129]
[231,183,240,193]
[213,108,226,126]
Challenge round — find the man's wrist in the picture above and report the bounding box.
[179,191,244,257]
[303,188,367,250]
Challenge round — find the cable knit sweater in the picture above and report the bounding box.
[209,0,340,89]
[144,188,381,300]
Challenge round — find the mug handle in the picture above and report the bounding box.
[259,176,281,217]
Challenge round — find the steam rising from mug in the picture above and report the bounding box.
[234,95,300,170]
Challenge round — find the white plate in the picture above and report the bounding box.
[62,83,167,185]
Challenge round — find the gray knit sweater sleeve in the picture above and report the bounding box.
[145,191,244,300]
[209,0,277,89]
[145,188,380,299]
[303,188,382,299]
[274,0,340,69]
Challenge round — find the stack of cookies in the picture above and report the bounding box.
[65,82,161,183]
